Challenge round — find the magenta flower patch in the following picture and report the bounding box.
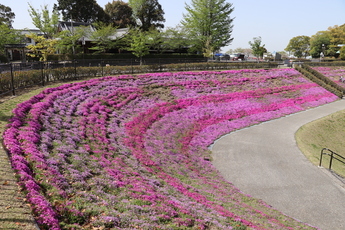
[3,69,335,229]
[312,66,345,88]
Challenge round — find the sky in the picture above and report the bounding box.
[2,0,345,53]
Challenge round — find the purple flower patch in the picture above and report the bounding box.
[3,69,335,229]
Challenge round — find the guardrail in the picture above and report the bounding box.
[319,148,345,170]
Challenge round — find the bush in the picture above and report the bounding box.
[295,65,343,98]
[0,54,8,63]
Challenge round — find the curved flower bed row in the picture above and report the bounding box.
[3,69,337,229]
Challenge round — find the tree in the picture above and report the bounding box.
[129,0,165,31]
[56,25,88,55]
[0,4,15,28]
[249,36,267,61]
[230,47,252,57]
[309,31,331,58]
[126,29,150,65]
[145,28,165,53]
[161,25,191,53]
[327,24,345,56]
[181,0,234,56]
[0,24,23,56]
[225,49,234,54]
[26,33,57,61]
[27,4,61,61]
[105,0,135,28]
[28,4,60,39]
[202,36,214,58]
[339,45,345,60]
[89,22,118,53]
[285,35,310,58]
[54,0,109,24]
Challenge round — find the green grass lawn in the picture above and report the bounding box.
[296,109,345,178]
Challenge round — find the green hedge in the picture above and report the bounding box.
[307,61,345,67]
[0,54,8,63]
[49,53,205,61]
[295,65,343,98]
[302,64,345,94]
[0,70,44,95]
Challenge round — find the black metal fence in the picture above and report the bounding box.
[0,58,279,97]
[319,148,345,171]
[0,58,208,97]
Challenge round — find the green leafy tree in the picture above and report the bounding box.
[285,35,310,58]
[203,36,214,58]
[327,24,345,56]
[181,0,234,56]
[339,45,345,60]
[231,48,252,57]
[233,48,245,54]
[249,36,267,61]
[56,25,88,55]
[28,4,60,39]
[129,0,165,31]
[27,4,60,61]
[309,31,331,58]
[161,26,191,53]
[0,24,23,56]
[126,29,150,65]
[26,33,57,61]
[54,0,109,23]
[0,4,15,28]
[145,28,164,53]
[89,22,118,53]
[105,0,135,28]
[225,49,234,55]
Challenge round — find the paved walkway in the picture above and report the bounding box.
[211,99,345,230]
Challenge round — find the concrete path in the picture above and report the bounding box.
[211,99,345,230]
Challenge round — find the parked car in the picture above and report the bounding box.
[221,54,230,60]
[232,53,245,61]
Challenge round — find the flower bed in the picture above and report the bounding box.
[312,66,345,88]
[3,69,337,229]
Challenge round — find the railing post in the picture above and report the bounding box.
[10,63,15,96]
[101,59,104,76]
[41,62,45,86]
[329,152,334,170]
[74,59,77,79]
[131,59,133,74]
[319,149,324,167]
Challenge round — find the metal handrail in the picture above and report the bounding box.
[319,148,345,170]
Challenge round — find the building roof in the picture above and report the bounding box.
[58,21,97,33]
[4,44,26,48]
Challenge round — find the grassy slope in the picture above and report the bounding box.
[296,109,345,178]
